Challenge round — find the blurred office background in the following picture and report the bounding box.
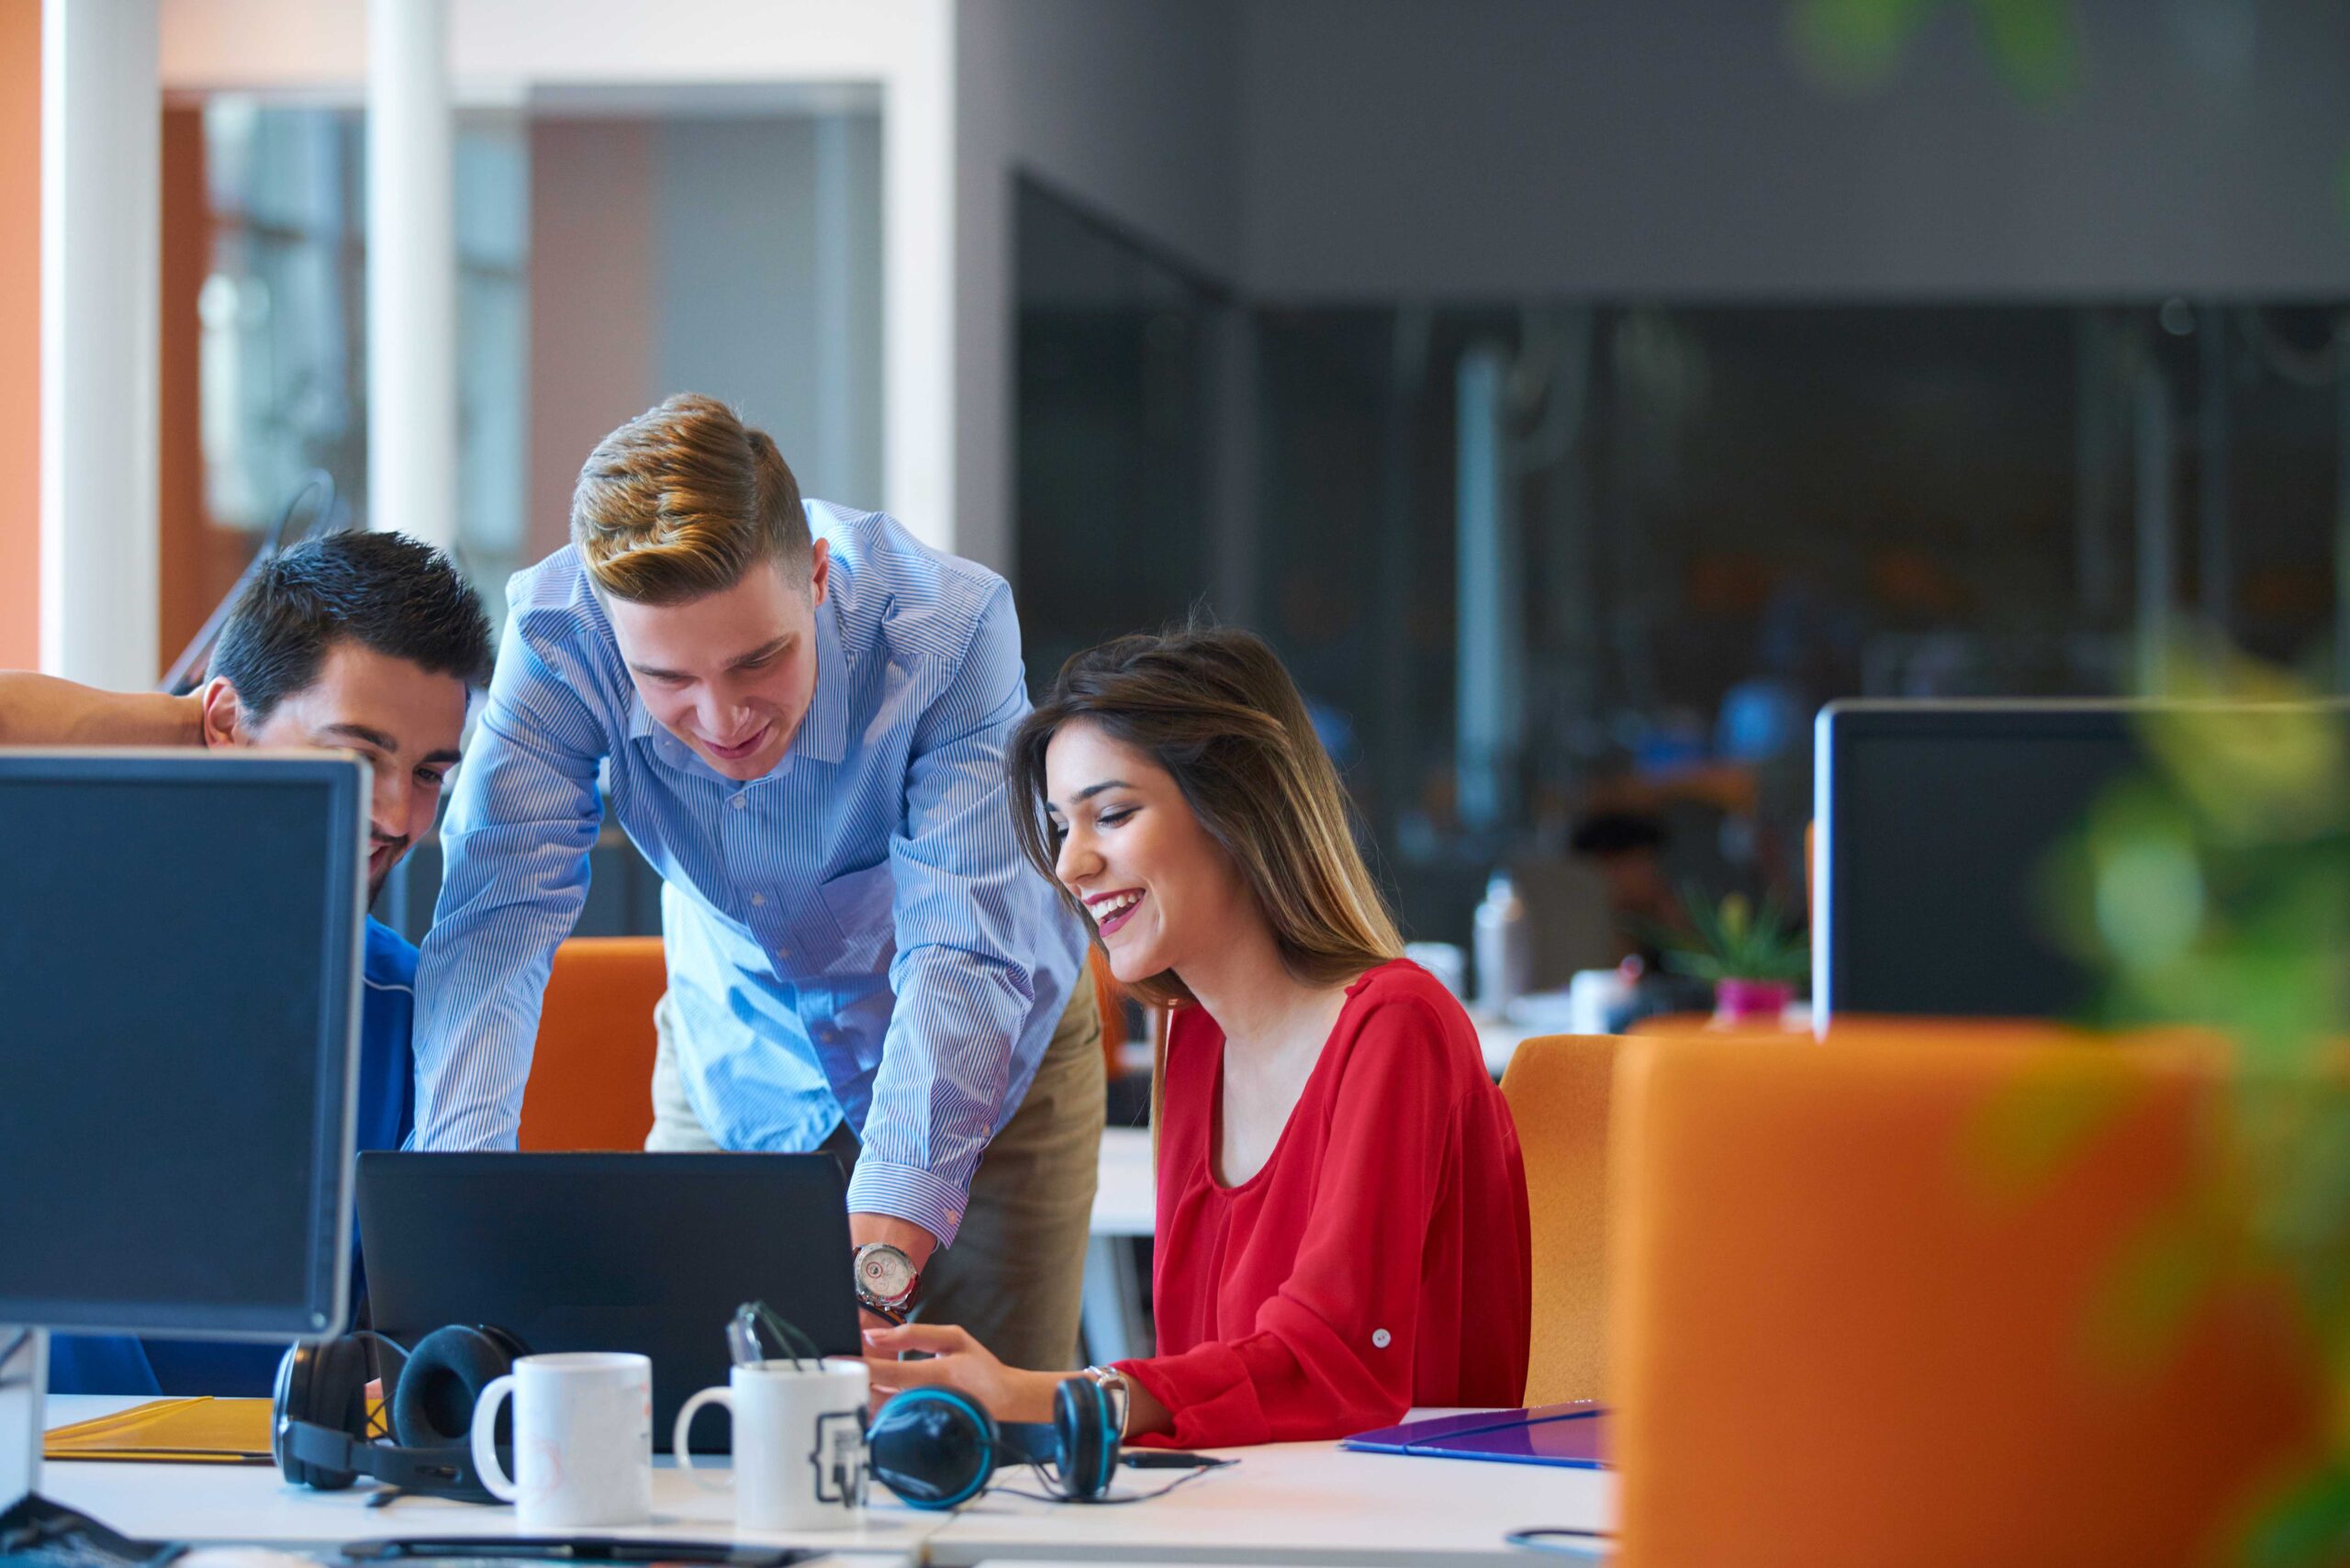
[11,0,2350,974]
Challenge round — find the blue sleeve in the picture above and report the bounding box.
[409,619,608,1151]
[847,583,1081,1246]
[46,1335,161,1397]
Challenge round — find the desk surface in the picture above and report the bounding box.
[39,1396,940,1561]
[925,1426,1611,1567]
[41,1397,1612,1565]
[1091,1127,1154,1238]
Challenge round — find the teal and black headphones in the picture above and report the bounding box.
[866,1376,1228,1508]
[867,1377,1122,1507]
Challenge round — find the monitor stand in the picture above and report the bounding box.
[0,1327,41,1509]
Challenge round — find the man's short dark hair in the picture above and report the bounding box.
[210,531,496,722]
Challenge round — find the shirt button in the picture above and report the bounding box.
[1371,1328,1392,1350]
[750,892,766,906]
[731,795,746,811]
[776,948,790,960]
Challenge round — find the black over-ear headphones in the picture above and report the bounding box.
[272,1325,529,1502]
[867,1379,1122,1508]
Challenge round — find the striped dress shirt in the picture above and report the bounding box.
[410,503,1087,1246]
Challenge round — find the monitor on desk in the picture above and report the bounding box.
[1812,700,2349,1025]
[0,750,368,1341]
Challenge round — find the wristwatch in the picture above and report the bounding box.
[853,1241,922,1324]
[1081,1363,1133,1440]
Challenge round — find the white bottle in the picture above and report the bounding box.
[1473,871,1531,1019]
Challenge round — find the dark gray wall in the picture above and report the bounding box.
[1237,0,2350,300]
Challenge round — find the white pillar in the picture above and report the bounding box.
[1457,342,1523,833]
[39,0,159,686]
[888,0,956,552]
[366,0,456,547]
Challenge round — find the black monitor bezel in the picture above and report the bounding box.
[0,748,367,1338]
[1814,699,2350,1027]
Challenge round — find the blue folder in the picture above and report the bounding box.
[1340,1402,1610,1468]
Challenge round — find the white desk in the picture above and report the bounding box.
[38,1399,1612,1566]
[1090,1128,1155,1238]
[36,1396,935,1562]
[1082,1129,1158,1365]
[922,1421,1611,1567]
[1472,1018,1526,1080]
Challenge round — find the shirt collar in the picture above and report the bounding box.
[793,585,852,767]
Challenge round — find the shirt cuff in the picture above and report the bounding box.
[844,1159,973,1249]
[1114,1344,1270,1450]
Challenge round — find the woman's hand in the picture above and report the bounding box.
[860,1322,1063,1425]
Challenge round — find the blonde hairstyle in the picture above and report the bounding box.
[570,394,810,604]
[1008,624,1403,1010]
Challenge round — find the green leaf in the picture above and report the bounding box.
[1786,0,1941,91]
[2239,1461,2350,1568]
[1973,0,2078,103]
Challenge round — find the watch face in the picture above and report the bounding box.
[857,1245,917,1304]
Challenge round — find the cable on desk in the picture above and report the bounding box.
[994,1456,1237,1506]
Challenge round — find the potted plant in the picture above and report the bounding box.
[2053,652,2350,1563]
[1658,886,1809,1025]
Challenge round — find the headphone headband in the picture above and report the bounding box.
[273,1323,527,1503]
[280,1418,498,1498]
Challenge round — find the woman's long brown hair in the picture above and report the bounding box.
[1008,624,1403,1011]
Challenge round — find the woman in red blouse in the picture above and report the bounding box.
[863,626,1530,1449]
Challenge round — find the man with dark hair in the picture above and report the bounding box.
[0,530,495,1395]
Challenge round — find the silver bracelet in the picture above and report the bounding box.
[1080,1362,1133,1440]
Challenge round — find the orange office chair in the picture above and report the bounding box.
[1497,1034,1619,1405]
[516,935,666,1151]
[1607,1025,2326,1568]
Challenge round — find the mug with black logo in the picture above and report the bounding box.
[675,1358,870,1530]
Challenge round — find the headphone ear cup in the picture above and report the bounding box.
[390,1325,521,1450]
[867,1388,999,1510]
[274,1337,369,1490]
[1052,1376,1118,1502]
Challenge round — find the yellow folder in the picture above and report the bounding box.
[44,1396,275,1463]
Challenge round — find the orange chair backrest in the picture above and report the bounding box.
[1608,1025,2325,1568]
[1498,1034,1618,1405]
[1088,944,1126,1079]
[517,935,666,1152]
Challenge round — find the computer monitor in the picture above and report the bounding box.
[1812,700,2348,1025]
[0,750,368,1505]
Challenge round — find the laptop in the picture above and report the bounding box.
[358,1152,861,1450]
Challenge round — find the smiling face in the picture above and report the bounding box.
[602,545,830,782]
[1043,718,1260,987]
[205,640,470,902]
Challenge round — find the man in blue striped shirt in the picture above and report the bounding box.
[413,396,1102,1370]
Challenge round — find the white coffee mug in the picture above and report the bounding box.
[674,1358,870,1531]
[471,1351,654,1529]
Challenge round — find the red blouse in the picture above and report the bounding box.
[1117,959,1531,1449]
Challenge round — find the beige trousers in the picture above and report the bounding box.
[646,981,1105,1373]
